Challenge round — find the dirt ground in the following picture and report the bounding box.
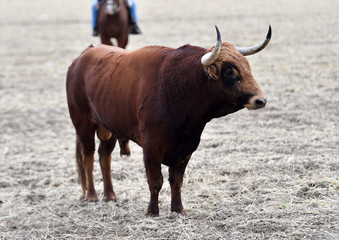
[0,0,338,239]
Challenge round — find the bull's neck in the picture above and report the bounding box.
[159,70,213,134]
[157,45,229,133]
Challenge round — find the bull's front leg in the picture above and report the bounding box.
[168,155,191,215]
[143,151,163,217]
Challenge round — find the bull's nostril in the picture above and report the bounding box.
[255,98,267,108]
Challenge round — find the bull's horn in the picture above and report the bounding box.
[201,26,222,66]
[236,25,272,56]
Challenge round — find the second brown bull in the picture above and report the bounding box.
[66,26,272,217]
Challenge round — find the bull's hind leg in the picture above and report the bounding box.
[168,155,191,215]
[98,136,117,201]
[77,127,99,202]
[97,124,117,201]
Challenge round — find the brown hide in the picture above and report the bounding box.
[66,41,267,216]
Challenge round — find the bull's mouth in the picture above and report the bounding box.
[244,104,259,110]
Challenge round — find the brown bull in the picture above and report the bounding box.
[66,26,272,217]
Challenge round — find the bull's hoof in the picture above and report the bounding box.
[104,193,117,202]
[86,193,99,202]
[146,209,159,217]
[171,208,187,216]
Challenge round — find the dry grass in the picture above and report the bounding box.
[0,0,338,239]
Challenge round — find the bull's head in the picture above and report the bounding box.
[201,26,271,111]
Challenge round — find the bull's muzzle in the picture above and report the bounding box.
[255,98,267,108]
[245,96,267,110]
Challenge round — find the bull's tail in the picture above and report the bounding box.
[76,136,87,194]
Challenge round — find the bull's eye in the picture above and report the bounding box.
[221,63,240,89]
[225,68,234,76]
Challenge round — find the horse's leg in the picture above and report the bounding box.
[143,150,163,217]
[98,134,117,202]
[117,34,128,49]
[101,35,113,46]
[77,125,98,202]
[168,155,191,215]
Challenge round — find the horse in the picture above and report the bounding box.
[97,0,129,48]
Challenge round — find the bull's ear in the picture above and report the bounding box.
[205,64,219,80]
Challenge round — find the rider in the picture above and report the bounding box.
[92,0,142,36]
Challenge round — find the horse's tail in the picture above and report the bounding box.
[76,136,87,194]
